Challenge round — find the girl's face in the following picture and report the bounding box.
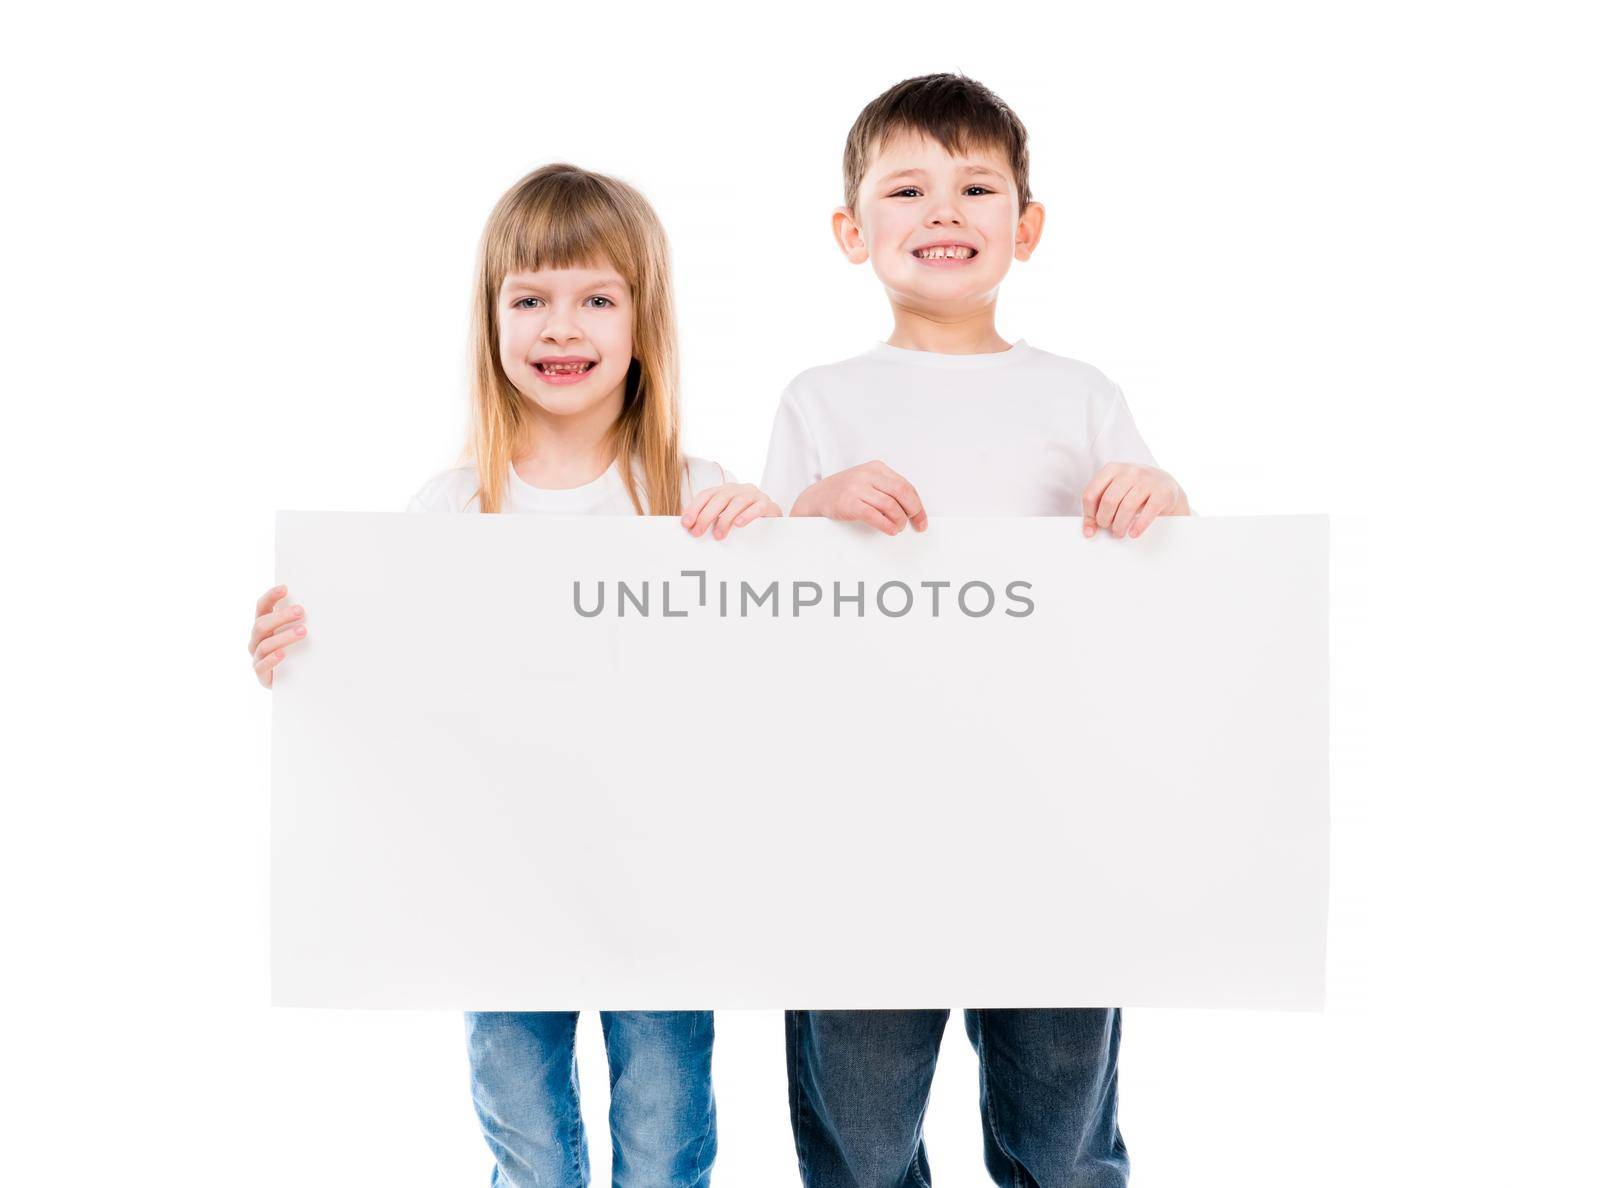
[497,264,633,425]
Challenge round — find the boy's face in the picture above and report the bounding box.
[836,132,1043,313]
[497,263,633,423]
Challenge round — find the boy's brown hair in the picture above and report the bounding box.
[843,73,1032,213]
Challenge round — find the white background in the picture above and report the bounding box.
[2,2,1595,1185]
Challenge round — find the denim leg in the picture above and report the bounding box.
[963,1009,1128,1188]
[786,1009,949,1188]
[601,1010,717,1187]
[465,1011,589,1188]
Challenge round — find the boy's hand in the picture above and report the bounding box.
[1082,463,1190,539]
[249,584,307,688]
[789,461,928,536]
[681,483,782,541]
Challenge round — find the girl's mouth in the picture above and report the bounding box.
[533,359,596,385]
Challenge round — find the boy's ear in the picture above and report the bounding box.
[1014,201,1046,261]
[832,206,870,264]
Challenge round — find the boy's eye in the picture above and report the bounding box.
[964,186,993,196]
[889,187,922,198]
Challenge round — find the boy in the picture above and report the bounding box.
[761,74,1192,1188]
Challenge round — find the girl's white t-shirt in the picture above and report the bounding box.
[407,456,732,515]
[759,339,1160,516]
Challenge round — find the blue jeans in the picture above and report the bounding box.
[465,1010,716,1187]
[786,1009,1127,1188]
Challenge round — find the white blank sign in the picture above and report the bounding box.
[272,513,1328,1010]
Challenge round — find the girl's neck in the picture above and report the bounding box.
[513,386,624,490]
[885,299,1011,355]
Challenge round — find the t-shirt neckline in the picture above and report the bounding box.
[867,338,1032,370]
[506,458,625,508]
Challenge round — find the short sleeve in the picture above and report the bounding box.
[1089,384,1159,470]
[405,468,480,514]
[406,480,441,513]
[759,388,823,515]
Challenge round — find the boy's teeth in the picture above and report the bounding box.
[916,246,974,259]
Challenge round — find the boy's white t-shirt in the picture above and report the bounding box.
[407,456,731,515]
[759,340,1159,516]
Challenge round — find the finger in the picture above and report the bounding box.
[1081,466,1118,536]
[680,486,718,527]
[851,503,899,535]
[255,585,287,617]
[865,489,909,528]
[873,473,928,532]
[730,498,777,529]
[713,494,757,540]
[1110,487,1150,538]
[254,648,287,687]
[253,622,307,662]
[1128,490,1174,539]
[861,489,909,534]
[1095,477,1134,531]
[253,624,306,662]
[686,491,734,537]
[737,499,781,525]
[250,602,304,652]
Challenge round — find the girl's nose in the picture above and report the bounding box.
[541,316,581,343]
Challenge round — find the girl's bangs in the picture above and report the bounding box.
[487,187,636,287]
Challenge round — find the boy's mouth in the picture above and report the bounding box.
[911,243,979,265]
[533,357,597,385]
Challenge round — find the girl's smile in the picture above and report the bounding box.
[532,355,599,384]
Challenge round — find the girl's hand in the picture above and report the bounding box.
[1081,463,1191,539]
[790,461,928,536]
[680,483,782,540]
[249,584,307,688]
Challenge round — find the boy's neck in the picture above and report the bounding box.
[885,299,1011,355]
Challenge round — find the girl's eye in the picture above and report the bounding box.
[512,296,543,309]
[890,187,922,198]
[585,296,614,308]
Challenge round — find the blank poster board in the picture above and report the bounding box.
[271,513,1328,1010]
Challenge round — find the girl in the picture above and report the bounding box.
[248,163,779,1186]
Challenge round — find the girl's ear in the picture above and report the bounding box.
[832,206,870,264]
[1014,201,1046,261]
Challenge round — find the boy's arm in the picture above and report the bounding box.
[761,389,927,534]
[1083,385,1192,538]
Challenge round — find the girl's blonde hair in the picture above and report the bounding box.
[467,163,684,515]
